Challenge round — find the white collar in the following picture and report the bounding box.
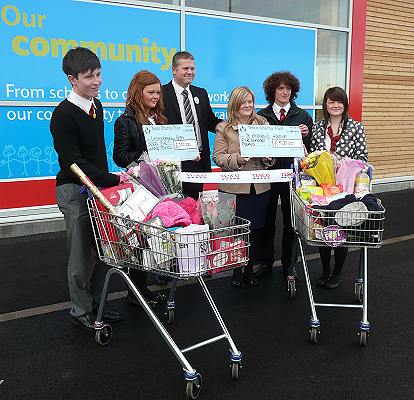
[172,79,190,95]
[67,90,95,115]
[272,102,291,115]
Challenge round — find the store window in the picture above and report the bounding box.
[186,0,349,27]
[315,29,347,108]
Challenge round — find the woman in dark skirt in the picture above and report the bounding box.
[213,86,274,287]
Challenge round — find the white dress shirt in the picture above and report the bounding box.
[272,102,291,121]
[172,79,202,150]
[67,90,96,115]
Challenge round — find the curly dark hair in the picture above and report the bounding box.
[263,71,300,104]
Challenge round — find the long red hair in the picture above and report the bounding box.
[126,70,167,125]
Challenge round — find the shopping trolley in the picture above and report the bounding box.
[290,185,385,346]
[88,198,250,399]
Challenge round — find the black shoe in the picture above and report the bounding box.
[243,272,259,287]
[255,264,272,277]
[324,275,342,289]
[231,268,242,288]
[93,306,123,322]
[71,313,95,331]
[317,274,331,287]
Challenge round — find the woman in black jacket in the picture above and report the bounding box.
[113,70,168,307]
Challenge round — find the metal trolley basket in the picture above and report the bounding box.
[88,198,250,399]
[290,185,385,346]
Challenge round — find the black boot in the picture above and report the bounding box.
[318,246,332,286]
[231,268,242,288]
[243,264,258,287]
[324,247,348,289]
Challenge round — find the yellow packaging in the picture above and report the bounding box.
[297,186,324,202]
[303,151,336,185]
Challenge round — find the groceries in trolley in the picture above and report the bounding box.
[292,151,385,247]
[82,161,249,278]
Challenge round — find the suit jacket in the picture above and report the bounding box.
[162,81,222,172]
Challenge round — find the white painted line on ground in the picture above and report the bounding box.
[0,234,413,324]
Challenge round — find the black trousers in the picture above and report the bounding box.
[260,182,295,272]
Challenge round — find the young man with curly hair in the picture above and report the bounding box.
[256,71,313,279]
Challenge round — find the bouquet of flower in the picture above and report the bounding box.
[300,151,335,185]
[154,160,182,195]
[127,161,167,198]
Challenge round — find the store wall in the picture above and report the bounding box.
[362,0,414,179]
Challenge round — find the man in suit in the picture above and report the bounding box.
[163,51,221,199]
[256,71,313,279]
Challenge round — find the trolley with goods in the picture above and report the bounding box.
[88,197,250,399]
[290,176,385,346]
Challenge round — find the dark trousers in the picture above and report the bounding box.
[234,227,264,278]
[182,182,203,200]
[318,246,348,277]
[260,182,295,272]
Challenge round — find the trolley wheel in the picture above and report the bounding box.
[95,324,112,346]
[354,283,363,303]
[287,279,296,299]
[185,373,202,400]
[310,327,320,343]
[231,362,241,380]
[359,330,368,347]
[165,309,175,324]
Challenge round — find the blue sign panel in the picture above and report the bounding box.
[0,0,180,179]
[186,14,316,106]
[0,1,179,102]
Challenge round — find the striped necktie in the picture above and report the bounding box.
[182,89,195,125]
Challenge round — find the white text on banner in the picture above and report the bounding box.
[180,169,293,183]
[239,125,305,158]
[143,124,199,161]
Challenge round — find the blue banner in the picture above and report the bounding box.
[186,14,316,106]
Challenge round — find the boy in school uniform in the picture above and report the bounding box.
[50,47,123,330]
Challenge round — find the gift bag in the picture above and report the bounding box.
[335,158,365,194]
[301,151,335,185]
[141,217,176,266]
[198,190,236,229]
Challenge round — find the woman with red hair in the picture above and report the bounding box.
[113,70,168,306]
